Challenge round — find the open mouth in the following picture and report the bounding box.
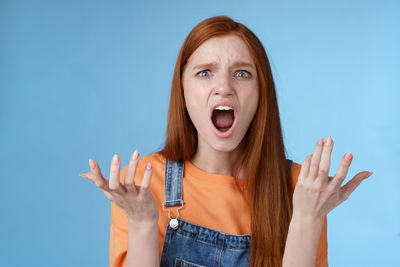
[211,109,235,133]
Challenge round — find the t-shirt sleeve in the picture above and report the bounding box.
[291,162,329,267]
[316,216,328,267]
[109,220,128,267]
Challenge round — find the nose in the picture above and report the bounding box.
[213,73,234,97]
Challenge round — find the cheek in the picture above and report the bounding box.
[184,81,208,109]
[240,88,259,115]
[249,84,259,110]
[184,87,209,125]
[251,91,259,112]
[184,90,200,112]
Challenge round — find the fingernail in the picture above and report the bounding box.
[132,150,139,161]
[366,171,374,178]
[89,159,95,169]
[112,154,119,165]
[146,162,151,170]
[344,153,352,161]
[318,138,323,145]
[325,136,332,146]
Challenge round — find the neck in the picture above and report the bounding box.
[190,139,244,177]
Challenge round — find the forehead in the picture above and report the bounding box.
[186,34,254,66]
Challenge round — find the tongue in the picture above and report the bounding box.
[212,110,234,129]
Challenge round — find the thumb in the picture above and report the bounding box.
[79,172,93,181]
[340,171,372,202]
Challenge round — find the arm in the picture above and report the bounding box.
[80,150,160,267]
[283,216,324,267]
[283,137,372,267]
[109,205,160,267]
[127,221,159,267]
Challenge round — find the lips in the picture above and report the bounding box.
[210,101,237,138]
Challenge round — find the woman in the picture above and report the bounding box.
[79,16,372,267]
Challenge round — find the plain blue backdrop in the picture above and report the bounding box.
[1,0,399,266]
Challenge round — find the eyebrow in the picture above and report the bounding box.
[192,61,256,71]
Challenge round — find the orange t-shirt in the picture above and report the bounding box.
[109,152,328,266]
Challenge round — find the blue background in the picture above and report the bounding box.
[1,0,399,266]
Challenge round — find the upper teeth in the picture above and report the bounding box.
[215,105,233,111]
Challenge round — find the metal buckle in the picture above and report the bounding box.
[162,201,184,230]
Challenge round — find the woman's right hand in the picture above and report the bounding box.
[79,150,159,227]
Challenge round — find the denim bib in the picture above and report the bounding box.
[160,159,293,267]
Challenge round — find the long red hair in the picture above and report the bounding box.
[159,16,293,267]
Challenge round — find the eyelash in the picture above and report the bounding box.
[196,70,252,78]
[235,70,251,78]
[197,70,212,77]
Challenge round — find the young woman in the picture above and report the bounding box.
[80,16,372,267]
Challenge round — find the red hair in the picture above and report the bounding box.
[159,16,293,267]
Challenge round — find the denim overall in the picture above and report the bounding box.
[160,159,293,267]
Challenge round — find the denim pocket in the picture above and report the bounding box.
[174,258,208,267]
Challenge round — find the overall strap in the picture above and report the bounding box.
[163,159,185,207]
[287,159,293,170]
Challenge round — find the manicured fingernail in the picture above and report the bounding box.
[89,159,95,169]
[112,154,119,165]
[344,153,352,161]
[146,162,151,170]
[366,171,373,178]
[132,150,139,161]
[325,136,332,146]
[318,138,323,145]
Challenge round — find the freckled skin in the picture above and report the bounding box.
[182,34,259,153]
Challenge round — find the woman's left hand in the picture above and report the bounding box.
[292,136,373,222]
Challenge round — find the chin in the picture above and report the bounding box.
[210,140,241,153]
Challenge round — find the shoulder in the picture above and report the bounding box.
[119,151,166,183]
[290,161,302,188]
[137,151,166,170]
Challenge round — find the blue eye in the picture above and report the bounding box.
[198,70,211,77]
[235,70,251,78]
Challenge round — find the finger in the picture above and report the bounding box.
[109,154,124,192]
[89,159,108,189]
[139,162,153,193]
[298,154,312,181]
[124,150,140,189]
[81,167,114,201]
[308,138,324,180]
[317,136,333,185]
[339,171,372,202]
[100,188,114,201]
[330,152,353,188]
[79,172,92,181]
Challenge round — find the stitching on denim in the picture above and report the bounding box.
[173,231,250,250]
[161,226,173,267]
[175,257,207,267]
[177,218,251,238]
